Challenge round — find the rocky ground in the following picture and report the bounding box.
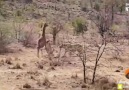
[0,35,129,90]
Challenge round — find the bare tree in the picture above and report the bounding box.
[92,39,106,84]
[125,15,129,40]
[89,6,114,84]
[72,18,89,83]
[76,39,88,83]
[13,21,23,42]
[52,22,62,45]
[90,0,93,8]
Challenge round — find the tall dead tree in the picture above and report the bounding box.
[111,2,114,24]
[89,6,113,84]
[72,17,88,83]
[52,22,62,45]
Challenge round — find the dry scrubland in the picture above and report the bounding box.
[0,0,129,90]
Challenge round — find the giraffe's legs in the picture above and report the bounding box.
[41,49,43,57]
[58,47,61,62]
[37,47,40,58]
[62,50,67,58]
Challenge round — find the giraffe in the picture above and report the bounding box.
[45,40,54,60]
[37,23,48,57]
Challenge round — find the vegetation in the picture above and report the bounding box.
[0,22,14,53]
[0,0,128,89]
[72,17,87,35]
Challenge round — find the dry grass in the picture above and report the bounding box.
[5,57,13,65]
[11,63,22,69]
[0,60,4,66]
[43,77,52,87]
[71,73,78,79]
[37,76,52,88]
[50,60,62,66]
[0,1,128,90]
[95,77,117,90]
[36,62,44,69]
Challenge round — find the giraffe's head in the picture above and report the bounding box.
[44,23,48,27]
[41,23,48,31]
[46,40,50,43]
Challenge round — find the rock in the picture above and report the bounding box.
[23,83,31,88]
[5,57,13,65]
[115,70,120,72]
[11,63,22,69]
[118,66,123,70]
[81,84,87,88]
[81,83,90,88]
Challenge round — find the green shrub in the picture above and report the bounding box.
[21,30,37,48]
[0,0,7,18]
[109,24,119,36]
[94,3,100,11]
[72,17,88,35]
[80,0,88,12]
[0,22,14,53]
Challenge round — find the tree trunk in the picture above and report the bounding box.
[83,62,86,83]
[92,41,106,84]
[120,7,122,14]
[90,0,93,8]
[111,4,114,24]
[92,60,98,84]
[53,34,56,45]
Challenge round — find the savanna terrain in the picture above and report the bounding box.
[0,0,129,90]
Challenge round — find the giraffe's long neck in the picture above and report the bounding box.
[42,25,46,38]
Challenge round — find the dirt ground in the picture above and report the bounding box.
[1,0,129,90]
[0,37,129,90]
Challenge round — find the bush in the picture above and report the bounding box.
[72,17,88,35]
[80,0,88,12]
[0,21,36,53]
[0,22,14,53]
[12,21,38,48]
[110,24,119,35]
[0,19,38,53]
[20,30,38,48]
[94,3,100,11]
